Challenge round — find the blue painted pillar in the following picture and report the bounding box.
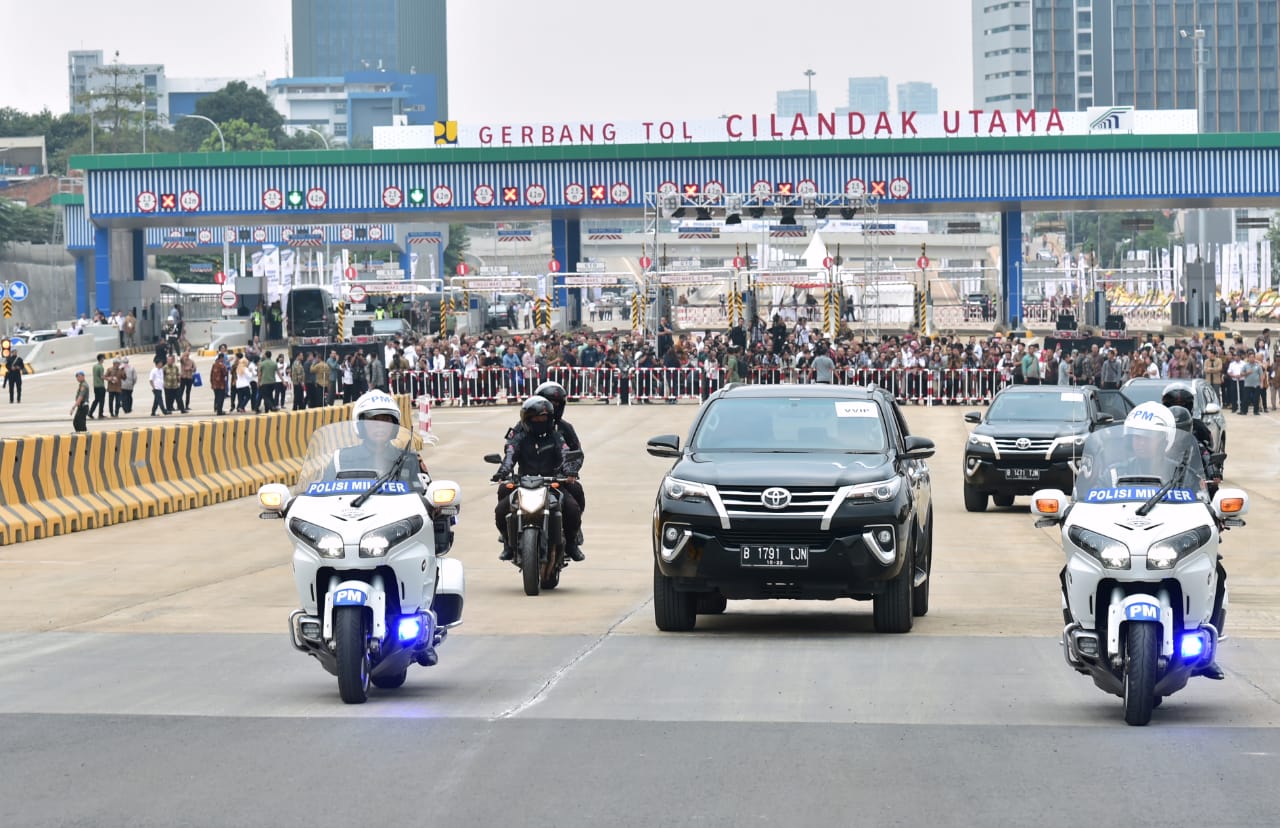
[399,250,413,282]
[92,226,111,317]
[75,256,90,318]
[551,217,581,327]
[131,229,146,283]
[1000,210,1023,328]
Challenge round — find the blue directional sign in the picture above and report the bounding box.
[7,281,28,302]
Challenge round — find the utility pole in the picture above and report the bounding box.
[804,69,817,116]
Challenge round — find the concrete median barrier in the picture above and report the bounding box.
[0,394,413,545]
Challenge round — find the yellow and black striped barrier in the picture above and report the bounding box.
[0,395,414,546]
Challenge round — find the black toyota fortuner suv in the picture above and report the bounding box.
[646,384,935,633]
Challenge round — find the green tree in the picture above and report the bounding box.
[444,224,470,275]
[199,118,274,152]
[0,199,58,247]
[75,53,153,154]
[174,81,283,151]
[0,108,91,174]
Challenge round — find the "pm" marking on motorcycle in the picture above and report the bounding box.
[1125,602,1160,621]
[333,588,366,606]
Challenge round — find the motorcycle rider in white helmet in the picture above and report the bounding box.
[324,389,428,485]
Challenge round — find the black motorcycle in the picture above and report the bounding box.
[485,451,582,596]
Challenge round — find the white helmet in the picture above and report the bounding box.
[1123,401,1176,450]
[352,390,400,439]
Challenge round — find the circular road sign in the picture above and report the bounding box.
[548,259,561,273]
[349,284,367,303]
[456,263,469,276]
[219,290,238,309]
[823,256,835,268]
[733,256,746,268]
[344,266,358,280]
[214,271,226,285]
[638,255,653,269]
[917,256,930,269]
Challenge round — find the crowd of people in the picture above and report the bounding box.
[58,314,1279,431]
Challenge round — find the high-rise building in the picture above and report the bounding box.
[776,89,817,118]
[972,0,1279,132]
[847,76,890,113]
[897,81,940,113]
[971,0,1034,107]
[68,51,104,114]
[292,0,448,117]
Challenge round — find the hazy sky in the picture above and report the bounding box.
[2,0,974,119]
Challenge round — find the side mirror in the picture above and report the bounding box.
[483,453,502,465]
[963,412,982,424]
[1096,413,1114,424]
[646,434,681,458]
[903,435,935,460]
[257,483,291,514]
[1212,488,1249,521]
[1203,402,1221,415]
[1030,488,1069,526]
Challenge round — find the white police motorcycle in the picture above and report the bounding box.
[1031,403,1248,725]
[257,418,465,704]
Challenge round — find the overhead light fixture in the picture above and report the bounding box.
[724,195,743,225]
[695,207,712,221]
[748,207,765,219]
[660,193,680,216]
[814,207,830,219]
[840,206,858,220]
[779,207,797,226]
[672,206,686,219]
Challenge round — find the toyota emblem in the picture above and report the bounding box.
[761,487,792,510]
[1015,438,1031,450]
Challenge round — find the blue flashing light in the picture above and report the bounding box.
[398,616,423,643]
[1180,633,1206,660]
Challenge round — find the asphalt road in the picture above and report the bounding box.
[2,373,1279,827]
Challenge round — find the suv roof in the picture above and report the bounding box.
[713,383,885,401]
[995,384,1097,395]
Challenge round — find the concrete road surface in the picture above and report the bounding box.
[2,384,1279,827]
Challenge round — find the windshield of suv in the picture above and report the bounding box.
[294,422,423,495]
[1072,427,1206,502]
[986,391,1087,422]
[691,397,887,452]
[1119,382,1169,407]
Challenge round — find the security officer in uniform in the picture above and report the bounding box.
[492,397,584,562]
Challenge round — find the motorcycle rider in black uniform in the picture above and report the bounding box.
[492,397,585,562]
[534,381,587,513]
[1162,384,1219,477]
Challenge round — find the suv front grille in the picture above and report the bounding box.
[718,485,835,517]
[994,438,1053,453]
[716,527,835,549]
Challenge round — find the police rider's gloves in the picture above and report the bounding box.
[491,468,510,483]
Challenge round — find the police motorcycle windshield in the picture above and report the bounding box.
[295,422,422,496]
[1072,428,1206,504]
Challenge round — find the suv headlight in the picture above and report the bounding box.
[1048,434,1086,457]
[845,477,902,503]
[663,477,710,501]
[359,516,424,558]
[967,434,999,455]
[290,518,345,558]
[1147,526,1212,570]
[1068,526,1130,569]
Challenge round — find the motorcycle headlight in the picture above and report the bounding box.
[663,477,710,501]
[290,518,345,558]
[359,516,424,558]
[1147,526,1213,570]
[517,486,548,514]
[1068,526,1130,570]
[846,477,902,503]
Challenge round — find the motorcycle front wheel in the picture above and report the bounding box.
[335,606,370,704]
[521,527,542,596]
[1122,623,1159,726]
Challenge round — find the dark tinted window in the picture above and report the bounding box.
[693,397,886,452]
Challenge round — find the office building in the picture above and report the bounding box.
[972,0,1279,132]
[897,81,940,113]
[269,70,439,145]
[776,89,817,118]
[847,76,890,113]
[292,0,449,117]
[68,50,103,114]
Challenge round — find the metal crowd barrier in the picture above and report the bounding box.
[388,367,1011,406]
